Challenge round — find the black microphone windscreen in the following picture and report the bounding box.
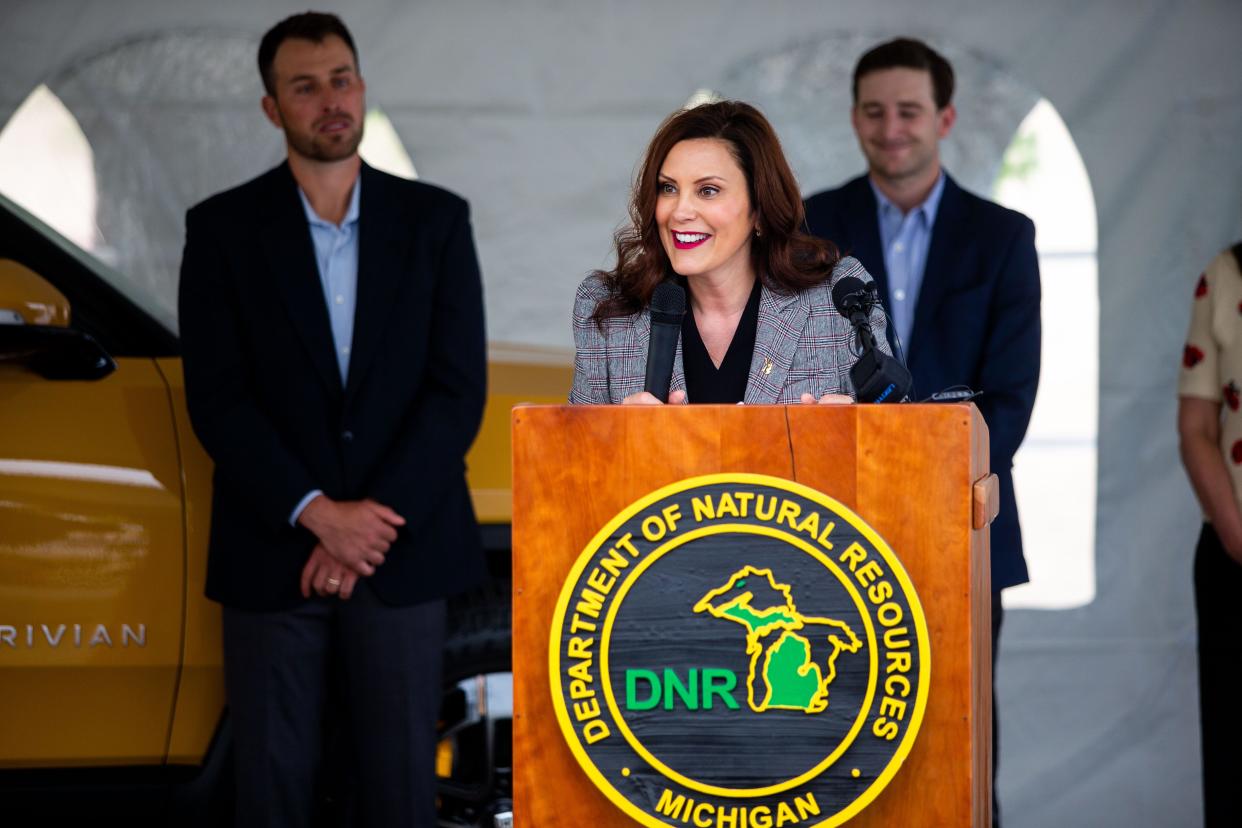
[831,276,869,317]
[650,281,687,324]
[644,282,684,402]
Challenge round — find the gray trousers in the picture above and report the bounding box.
[222,581,446,828]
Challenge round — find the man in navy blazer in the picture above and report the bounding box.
[803,37,1040,826]
[178,12,486,826]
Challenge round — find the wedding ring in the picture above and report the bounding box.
[326,577,341,587]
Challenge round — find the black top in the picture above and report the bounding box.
[681,277,762,403]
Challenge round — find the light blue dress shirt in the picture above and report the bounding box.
[289,178,361,526]
[299,180,361,383]
[870,172,945,349]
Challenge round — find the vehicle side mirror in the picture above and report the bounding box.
[0,258,71,326]
[0,258,116,380]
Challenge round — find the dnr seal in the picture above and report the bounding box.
[549,473,931,828]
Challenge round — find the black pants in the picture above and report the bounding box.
[222,581,446,828]
[1194,523,1242,827]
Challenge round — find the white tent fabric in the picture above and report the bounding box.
[4,1,1242,825]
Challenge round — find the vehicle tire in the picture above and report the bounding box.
[436,577,513,828]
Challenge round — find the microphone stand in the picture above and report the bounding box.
[837,282,912,404]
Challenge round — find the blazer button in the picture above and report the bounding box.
[341,430,354,442]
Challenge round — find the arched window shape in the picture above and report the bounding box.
[0,84,102,256]
[0,90,419,240]
[0,33,421,333]
[993,100,1099,610]
[0,82,167,327]
[361,108,417,180]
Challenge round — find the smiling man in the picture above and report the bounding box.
[803,37,1041,827]
[177,11,487,826]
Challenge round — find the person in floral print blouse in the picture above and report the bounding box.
[1177,242,1242,827]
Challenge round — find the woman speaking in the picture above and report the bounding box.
[570,100,888,406]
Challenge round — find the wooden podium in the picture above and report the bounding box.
[512,404,995,827]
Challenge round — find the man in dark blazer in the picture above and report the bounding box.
[803,37,1040,826]
[178,12,485,826]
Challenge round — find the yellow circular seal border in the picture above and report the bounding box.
[547,472,933,828]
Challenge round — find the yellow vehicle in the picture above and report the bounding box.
[0,192,571,825]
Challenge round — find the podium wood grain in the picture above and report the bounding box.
[512,404,991,827]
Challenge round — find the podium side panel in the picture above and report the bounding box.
[837,405,980,827]
[970,406,993,827]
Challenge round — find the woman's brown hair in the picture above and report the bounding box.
[592,100,839,321]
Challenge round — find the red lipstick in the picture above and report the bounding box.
[672,231,711,250]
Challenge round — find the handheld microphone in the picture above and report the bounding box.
[831,277,912,403]
[644,281,686,402]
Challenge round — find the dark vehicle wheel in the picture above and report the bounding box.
[436,579,513,828]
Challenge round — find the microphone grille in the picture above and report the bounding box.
[651,281,687,317]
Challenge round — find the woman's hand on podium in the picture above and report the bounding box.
[800,393,853,405]
[622,390,688,405]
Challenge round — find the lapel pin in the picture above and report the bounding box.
[762,357,773,376]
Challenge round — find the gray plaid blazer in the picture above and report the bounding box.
[569,256,888,404]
